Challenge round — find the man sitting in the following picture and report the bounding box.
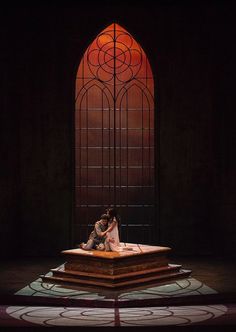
[79,214,109,251]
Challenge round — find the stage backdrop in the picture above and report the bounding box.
[0,2,236,257]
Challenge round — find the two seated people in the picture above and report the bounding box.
[79,208,123,252]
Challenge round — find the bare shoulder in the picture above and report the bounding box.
[110,218,117,224]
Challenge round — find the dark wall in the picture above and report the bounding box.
[1,1,236,257]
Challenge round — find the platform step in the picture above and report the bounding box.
[51,264,182,283]
[42,268,191,289]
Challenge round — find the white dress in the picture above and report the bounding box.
[106,219,122,251]
[106,219,132,252]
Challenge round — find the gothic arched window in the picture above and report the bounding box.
[75,23,155,244]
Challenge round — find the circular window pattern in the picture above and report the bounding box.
[87,29,142,84]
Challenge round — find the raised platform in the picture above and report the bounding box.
[42,243,191,289]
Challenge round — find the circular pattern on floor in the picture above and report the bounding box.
[6,304,227,326]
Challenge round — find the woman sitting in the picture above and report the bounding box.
[103,208,132,252]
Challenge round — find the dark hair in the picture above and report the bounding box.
[100,214,109,221]
[106,208,117,218]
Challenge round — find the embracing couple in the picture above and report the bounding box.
[79,208,122,252]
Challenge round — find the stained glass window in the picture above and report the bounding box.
[75,23,155,244]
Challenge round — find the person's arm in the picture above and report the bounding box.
[103,220,117,235]
[94,221,104,237]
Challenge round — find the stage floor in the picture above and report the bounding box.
[1,256,235,328]
[1,276,231,327]
[17,273,216,302]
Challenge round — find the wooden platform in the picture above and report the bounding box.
[42,243,191,289]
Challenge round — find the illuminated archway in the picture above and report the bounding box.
[75,23,155,244]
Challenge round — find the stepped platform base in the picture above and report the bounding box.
[41,243,191,289]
